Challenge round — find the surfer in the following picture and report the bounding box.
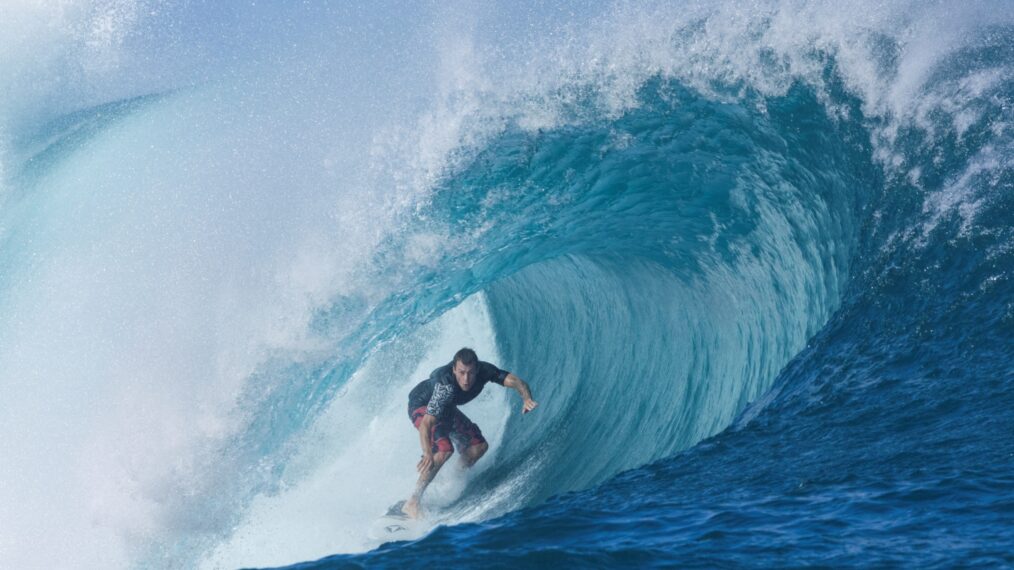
[401,347,538,519]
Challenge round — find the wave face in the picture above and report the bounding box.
[1,2,1013,568]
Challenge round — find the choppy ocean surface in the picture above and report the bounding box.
[1,2,1012,568]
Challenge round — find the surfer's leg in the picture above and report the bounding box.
[449,409,488,469]
[404,411,454,518]
[461,441,488,468]
[404,449,451,518]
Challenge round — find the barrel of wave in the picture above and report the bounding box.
[200,293,510,569]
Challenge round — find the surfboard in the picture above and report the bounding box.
[367,500,430,541]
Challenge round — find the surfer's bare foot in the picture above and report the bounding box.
[403,498,421,519]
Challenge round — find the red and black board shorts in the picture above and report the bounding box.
[409,406,486,454]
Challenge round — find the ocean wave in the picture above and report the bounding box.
[1,2,1011,568]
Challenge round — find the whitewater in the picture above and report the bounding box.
[1,1,1012,568]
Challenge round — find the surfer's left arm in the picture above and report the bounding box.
[503,373,538,414]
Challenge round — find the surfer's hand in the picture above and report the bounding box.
[522,398,539,414]
[417,453,434,473]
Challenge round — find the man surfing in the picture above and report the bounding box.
[401,347,538,519]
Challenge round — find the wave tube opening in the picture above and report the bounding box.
[209,79,870,568]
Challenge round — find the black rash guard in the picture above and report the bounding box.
[408,361,509,418]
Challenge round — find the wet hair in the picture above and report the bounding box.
[453,347,478,367]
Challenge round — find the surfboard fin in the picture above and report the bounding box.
[385,500,408,519]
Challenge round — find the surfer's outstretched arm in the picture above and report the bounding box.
[503,373,538,413]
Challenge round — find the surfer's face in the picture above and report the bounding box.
[453,361,477,391]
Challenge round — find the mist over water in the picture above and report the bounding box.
[1,2,1012,568]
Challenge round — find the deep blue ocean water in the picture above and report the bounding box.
[1,2,1012,568]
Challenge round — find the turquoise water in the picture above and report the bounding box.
[1,2,1012,568]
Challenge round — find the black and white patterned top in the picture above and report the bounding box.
[407,361,509,418]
